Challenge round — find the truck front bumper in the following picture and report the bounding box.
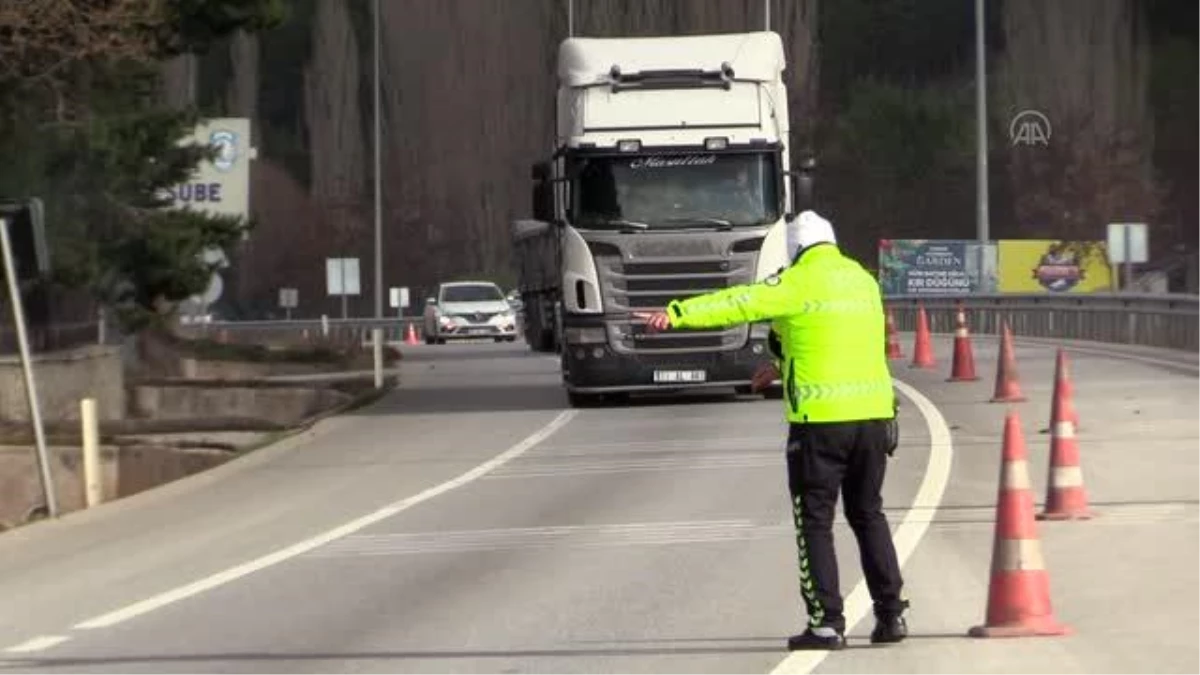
[561,340,773,393]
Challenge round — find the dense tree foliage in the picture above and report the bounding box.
[0,0,283,329]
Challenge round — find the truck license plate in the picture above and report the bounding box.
[654,369,707,384]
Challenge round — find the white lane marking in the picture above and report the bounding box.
[546,436,782,452]
[309,519,775,557]
[770,378,954,675]
[4,635,69,653]
[72,410,578,630]
[489,452,780,478]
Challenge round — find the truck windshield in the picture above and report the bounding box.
[570,152,780,230]
[441,284,504,302]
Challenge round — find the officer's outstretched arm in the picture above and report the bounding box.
[666,268,802,329]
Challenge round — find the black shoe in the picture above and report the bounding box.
[870,612,908,644]
[787,627,847,651]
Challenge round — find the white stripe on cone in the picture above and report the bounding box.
[1002,459,1032,490]
[1053,420,1076,439]
[1051,465,1084,487]
[995,538,1047,572]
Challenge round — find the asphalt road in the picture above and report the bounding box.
[0,334,1195,674]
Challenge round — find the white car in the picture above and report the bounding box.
[423,281,519,344]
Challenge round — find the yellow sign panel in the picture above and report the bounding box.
[996,240,1113,293]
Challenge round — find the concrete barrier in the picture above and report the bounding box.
[129,380,353,427]
[0,443,230,528]
[179,357,344,380]
[0,345,124,423]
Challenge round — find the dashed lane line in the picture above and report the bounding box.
[3,636,70,654]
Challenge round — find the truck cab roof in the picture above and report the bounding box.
[440,280,501,288]
[557,31,785,88]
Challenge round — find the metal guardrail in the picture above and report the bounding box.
[179,316,423,347]
[884,293,1199,352]
[188,294,1200,353]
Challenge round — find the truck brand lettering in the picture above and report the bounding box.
[629,155,717,169]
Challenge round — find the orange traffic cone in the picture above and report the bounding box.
[1041,347,1080,432]
[404,322,419,345]
[947,302,980,382]
[990,321,1026,403]
[969,409,1072,638]
[909,303,936,369]
[885,307,904,360]
[1038,349,1094,521]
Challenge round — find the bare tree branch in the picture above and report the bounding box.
[998,0,1160,241]
[304,0,367,255]
[0,0,163,82]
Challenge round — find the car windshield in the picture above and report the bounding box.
[570,151,780,230]
[441,284,504,303]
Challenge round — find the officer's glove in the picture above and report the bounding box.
[885,392,900,457]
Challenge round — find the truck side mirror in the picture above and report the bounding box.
[785,155,817,218]
[531,162,554,222]
[532,182,552,222]
[0,198,50,282]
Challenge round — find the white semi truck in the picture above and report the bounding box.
[512,31,814,407]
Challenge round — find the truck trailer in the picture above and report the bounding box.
[512,31,814,407]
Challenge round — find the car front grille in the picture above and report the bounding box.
[456,311,498,324]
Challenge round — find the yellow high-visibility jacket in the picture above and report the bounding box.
[667,244,895,424]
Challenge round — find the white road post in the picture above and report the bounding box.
[81,397,102,507]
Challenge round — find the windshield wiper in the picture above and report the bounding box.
[608,218,652,233]
[660,217,734,230]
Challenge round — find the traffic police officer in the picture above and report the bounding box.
[635,211,909,651]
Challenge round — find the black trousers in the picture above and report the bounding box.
[785,419,905,633]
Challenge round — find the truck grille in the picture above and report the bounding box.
[594,252,758,354]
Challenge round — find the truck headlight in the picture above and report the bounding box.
[565,327,607,344]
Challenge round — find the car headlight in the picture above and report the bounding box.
[439,315,455,326]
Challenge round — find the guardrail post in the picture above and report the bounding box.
[1127,311,1137,346]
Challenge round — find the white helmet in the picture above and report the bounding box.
[787,210,837,259]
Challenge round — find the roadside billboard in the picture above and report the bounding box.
[161,117,256,315]
[878,239,998,295]
[996,240,1112,293]
[163,117,254,220]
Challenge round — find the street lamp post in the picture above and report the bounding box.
[975,0,989,243]
[371,0,385,389]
